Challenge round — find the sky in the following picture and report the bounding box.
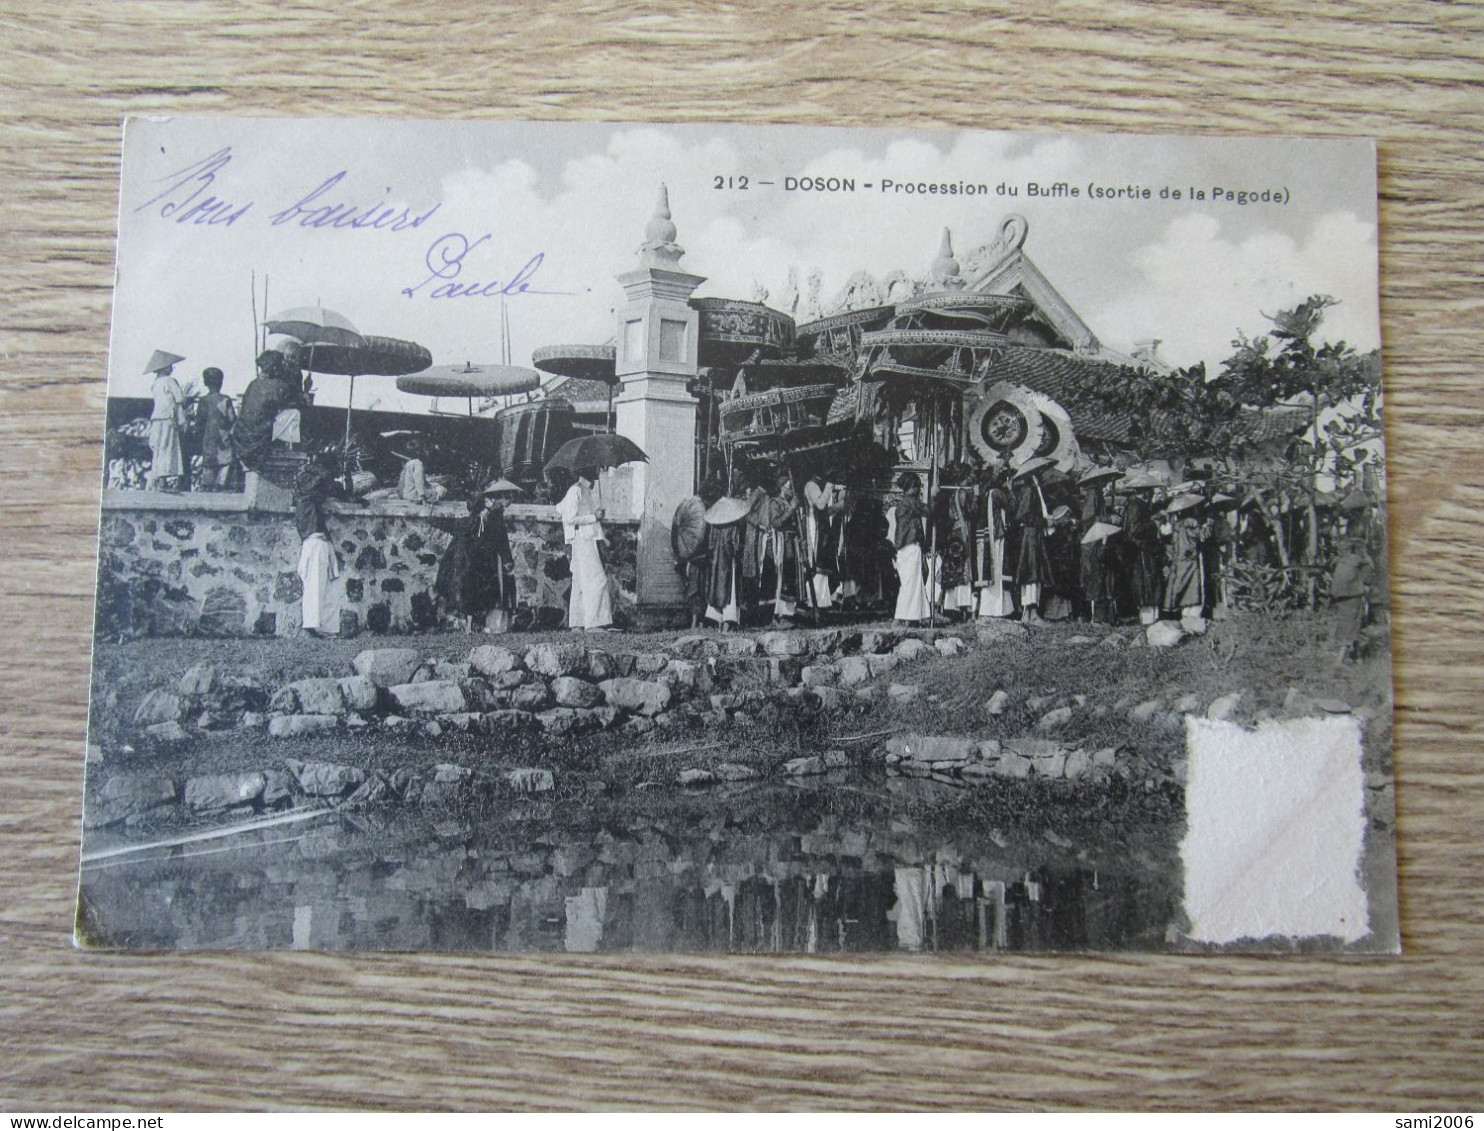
[109,119,1380,411]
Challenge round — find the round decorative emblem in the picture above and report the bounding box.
[1033,415,1060,458]
[1024,391,1081,471]
[982,401,1028,450]
[968,382,1046,466]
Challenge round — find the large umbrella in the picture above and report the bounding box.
[543,432,648,476]
[543,431,648,518]
[292,334,433,445]
[531,344,619,428]
[264,307,365,445]
[264,306,364,349]
[397,362,541,413]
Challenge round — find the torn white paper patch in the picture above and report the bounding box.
[1181,715,1369,945]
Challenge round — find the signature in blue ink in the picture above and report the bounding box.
[133,147,252,226]
[401,233,578,300]
[269,171,441,231]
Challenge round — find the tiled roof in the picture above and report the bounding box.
[995,346,1309,448]
[546,377,613,404]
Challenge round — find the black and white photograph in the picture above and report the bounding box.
[77,119,1395,954]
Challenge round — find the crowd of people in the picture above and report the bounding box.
[669,452,1377,656]
[280,444,1375,663]
[135,343,315,494]
[134,343,1375,659]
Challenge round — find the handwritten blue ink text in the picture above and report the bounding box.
[134,147,252,227]
[268,171,442,231]
[401,233,573,300]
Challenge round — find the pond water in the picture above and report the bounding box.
[78,779,1181,953]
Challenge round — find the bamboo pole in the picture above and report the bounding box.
[927,394,939,629]
[250,270,259,365]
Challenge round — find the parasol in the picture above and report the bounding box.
[532,344,620,428]
[290,331,433,446]
[543,431,649,521]
[531,344,617,383]
[264,306,364,349]
[672,497,709,561]
[397,362,540,407]
[543,432,649,476]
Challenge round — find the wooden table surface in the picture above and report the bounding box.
[3,1,1482,1111]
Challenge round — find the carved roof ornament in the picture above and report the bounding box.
[930,227,966,292]
[639,183,685,268]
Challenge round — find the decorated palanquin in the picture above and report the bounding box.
[717,383,840,453]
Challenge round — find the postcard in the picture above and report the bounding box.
[77,119,1395,953]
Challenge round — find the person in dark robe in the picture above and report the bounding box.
[196,367,237,491]
[234,350,306,475]
[1040,470,1079,620]
[1076,467,1122,623]
[931,462,976,620]
[840,489,891,613]
[1161,495,1208,625]
[672,473,723,628]
[1329,531,1375,663]
[1119,477,1165,625]
[763,474,807,624]
[739,466,775,626]
[435,487,516,633]
[974,460,1015,619]
[704,494,748,632]
[802,470,846,609]
[1011,460,1055,623]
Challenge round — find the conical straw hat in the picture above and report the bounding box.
[143,349,185,374]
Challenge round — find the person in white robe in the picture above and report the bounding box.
[888,472,929,625]
[558,467,614,631]
[977,475,1014,618]
[144,350,187,491]
[294,458,340,636]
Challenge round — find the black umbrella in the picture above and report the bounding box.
[543,432,649,476]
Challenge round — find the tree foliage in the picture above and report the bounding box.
[1217,295,1381,485]
[1070,295,1381,476]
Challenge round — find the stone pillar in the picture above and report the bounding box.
[612,185,705,615]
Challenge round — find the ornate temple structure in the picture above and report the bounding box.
[529,189,1305,623]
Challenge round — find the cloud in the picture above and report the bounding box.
[106,121,1381,414]
[1095,210,1380,372]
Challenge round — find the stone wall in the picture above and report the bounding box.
[95,494,638,638]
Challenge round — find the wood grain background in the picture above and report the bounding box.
[3,0,1482,1111]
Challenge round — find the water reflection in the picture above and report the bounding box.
[79,785,1178,953]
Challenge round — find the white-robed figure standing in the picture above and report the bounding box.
[143,349,187,491]
[887,471,930,625]
[294,456,341,637]
[557,467,614,631]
